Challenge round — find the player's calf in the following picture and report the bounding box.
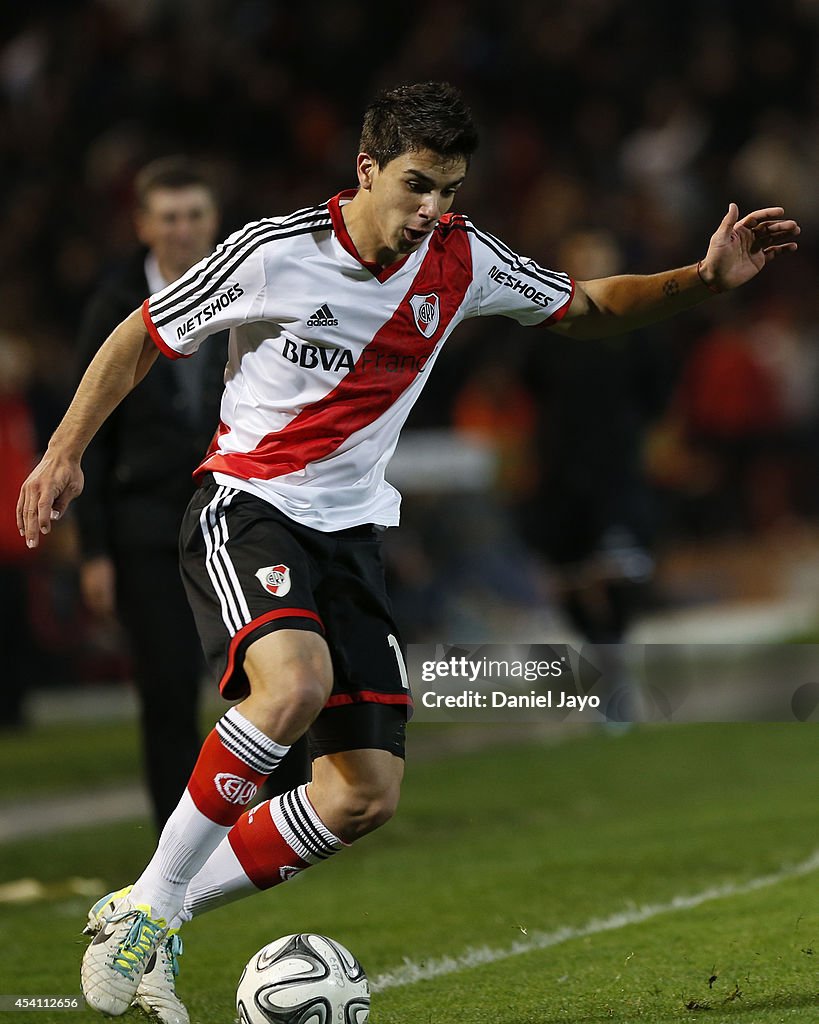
[308,748,404,843]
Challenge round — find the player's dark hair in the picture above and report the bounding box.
[134,156,218,209]
[359,82,479,168]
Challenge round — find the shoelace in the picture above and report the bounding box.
[163,934,183,982]
[111,912,164,979]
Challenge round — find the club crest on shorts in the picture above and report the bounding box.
[409,292,440,338]
[255,564,292,597]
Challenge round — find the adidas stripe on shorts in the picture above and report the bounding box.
[179,475,411,758]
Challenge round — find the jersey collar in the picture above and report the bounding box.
[328,189,412,283]
[144,251,170,294]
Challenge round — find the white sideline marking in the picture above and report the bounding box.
[371,847,819,991]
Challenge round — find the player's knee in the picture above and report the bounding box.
[246,675,329,741]
[243,630,333,741]
[286,678,330,731]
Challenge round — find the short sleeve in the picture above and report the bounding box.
[464,219,574,327]
[142,220,271,359]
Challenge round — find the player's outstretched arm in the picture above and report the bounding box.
[550,204,800,340]
[17,308,159,548]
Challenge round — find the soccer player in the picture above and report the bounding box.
[17,82,799,1023]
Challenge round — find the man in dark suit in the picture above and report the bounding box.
[75,158,228,829]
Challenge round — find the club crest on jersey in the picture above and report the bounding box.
[409,292,440,338]
[255,564,292,597]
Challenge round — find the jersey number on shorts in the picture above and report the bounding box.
[387,633,410,691]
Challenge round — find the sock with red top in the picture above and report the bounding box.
[168,785,344,925]
[129,706,289,923]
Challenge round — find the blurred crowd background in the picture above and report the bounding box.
[2,0,818,717]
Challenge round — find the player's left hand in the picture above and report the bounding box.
[698,204,800,292]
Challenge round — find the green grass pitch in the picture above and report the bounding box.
[2,722,819,1022]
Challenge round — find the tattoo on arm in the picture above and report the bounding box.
[663,278,680,297]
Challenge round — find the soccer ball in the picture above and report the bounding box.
[236,933,370,1024]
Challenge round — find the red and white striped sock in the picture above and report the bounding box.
[130,706,289,923]
[169,785,344,925]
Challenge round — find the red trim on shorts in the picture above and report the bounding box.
[219,608,324,695]
[537,278,576,327]
[142,299,186,360]
[324,690,413,708]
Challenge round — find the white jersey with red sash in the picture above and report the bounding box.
[143,190,574,531]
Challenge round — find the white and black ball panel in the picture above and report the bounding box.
[253,995,332,1024]
[236,933,369,1024]
[323,937,367,987]
[344,997,370,1024]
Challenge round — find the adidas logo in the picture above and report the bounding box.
[306,303,339,327]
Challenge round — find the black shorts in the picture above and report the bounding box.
[179,477,411,758]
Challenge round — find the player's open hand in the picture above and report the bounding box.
[16,452,84,548]
[699,204,800,292]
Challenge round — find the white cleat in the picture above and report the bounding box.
[83,886,134,936]
[81,894,168,1017]
[83,888,189,1023]
[133,933,189,1024]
